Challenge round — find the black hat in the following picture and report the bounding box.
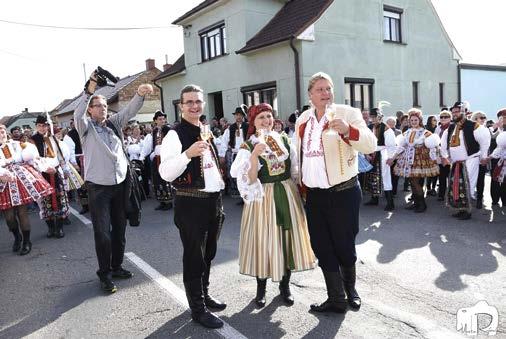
[233,105,246,117]
[153,110,167,121]
[451,101,468,111]
[34,115,48,125]
[369,108,382,116]
[10,126,21,133]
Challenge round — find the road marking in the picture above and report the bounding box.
[125,252,248,339]
[69,206,92,228]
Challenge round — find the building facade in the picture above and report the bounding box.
[155,0,461,122]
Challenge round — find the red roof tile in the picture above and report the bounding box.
[236,0,333,54]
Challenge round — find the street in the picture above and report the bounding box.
[1,178,505,338]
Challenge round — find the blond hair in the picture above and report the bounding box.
[307,72,334,92]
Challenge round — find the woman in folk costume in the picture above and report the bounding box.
[230,103,316,308]
[487,130,506,204]
[30,115,71,238]
[54,126,84,192]
[0,124,53,255]
[387,109,440,212]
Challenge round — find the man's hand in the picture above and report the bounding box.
[480,158,488,166]
[329,118,350,135]
[137,84,154,97]
[441,158,450,166]
[85,71,98,95]
[386,158,394,166]
[185,141,208,158]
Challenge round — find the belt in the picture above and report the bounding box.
[175,188,220,199]
[308,176,358,193]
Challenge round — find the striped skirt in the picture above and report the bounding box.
[238,179,316,282]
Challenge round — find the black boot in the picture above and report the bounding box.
[310,271,347,313]
[184,278,223,329]
[255,277,267,307]
[11,229,22,252]
[340,265,361,310]
[54,219,65,238]
[364,196,379,206]
[384,191,395,211]
[46,220,56,238]
[404,195,418,210]
[79,205,89,214]
[202,265,226,310]
[279,270,294,306]
[20,230,32,256]
[414,195,427,213]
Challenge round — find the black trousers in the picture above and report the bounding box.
[87,180,127,279]
[438,164,450,198]
[476,164,487,201]
[174,193,224,283]
[490,159,503,204]
[306,183,362,270]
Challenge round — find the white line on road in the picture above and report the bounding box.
[69,206,92,228]
[125,252,248,339]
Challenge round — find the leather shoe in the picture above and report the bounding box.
[19,241,32,256]
[112,267,133,279]
[12,238,22,252]
[100,278,117,293]
[191,310,223,329]
[458,212,472,220]
[476,200,483,209]
[205,295,227,310]
[310,299,347,313]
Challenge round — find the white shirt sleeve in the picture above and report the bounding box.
[230,148,263,202]
[63,135,77,165]
[158,130,191,182]
[440,129,449,159]
[384,128,397,157]
[218,129,230,158]
[142,134,153,160]
[474,125,491,159]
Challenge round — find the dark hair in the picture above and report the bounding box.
[199,115,207,122]
[10,126,21,133]
[180,84,203,102]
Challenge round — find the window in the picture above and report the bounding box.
[241,82,277,112]
[383,6,402,43]
[199,21,227,62]
[172,99,181,122]
[344,78,374,111]
[439,83,445,107]
[412,81,420,107]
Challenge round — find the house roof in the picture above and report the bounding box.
[172,0,220,25]
[236,0,334,54]
[1,111,42,128]
[57,72,143,115]
[153,55,186,81]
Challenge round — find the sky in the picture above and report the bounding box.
[0,0,505,117]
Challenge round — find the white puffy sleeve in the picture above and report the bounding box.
[392,132,407,158]
[230,147,263,203]
[473,125,491,159]
[491,132,506,159]
[158,130,191,182]
[289,142,299,181]
[384,128,397,158]
[424,132,440,149]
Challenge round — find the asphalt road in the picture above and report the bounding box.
[0,178,505,338]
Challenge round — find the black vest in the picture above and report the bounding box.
[373,122,387,146]
[228,122,249,148]
[31,133,46,157]
[447,120,480,156]
[172,119,221,189]
[67,128,82,155]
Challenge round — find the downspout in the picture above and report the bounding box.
[457,62,461,102]
[153,80,165,113]
[290,37,301,110]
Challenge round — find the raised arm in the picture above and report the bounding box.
[109,84,152,128]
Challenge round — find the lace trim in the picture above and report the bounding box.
[236,157,263,203]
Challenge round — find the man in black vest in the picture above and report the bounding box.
[159,84,226,329]
[143,110,173,210]
[363,108,396,211]
[67,119,89,214]
[218,106,248,199]
[440,101,490,220]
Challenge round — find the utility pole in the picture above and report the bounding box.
[83,63,87,82]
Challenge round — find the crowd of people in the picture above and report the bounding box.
[1,70,505,330]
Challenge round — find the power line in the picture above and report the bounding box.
[0,18,179,30]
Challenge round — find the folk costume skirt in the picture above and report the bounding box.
[238,179,316,282]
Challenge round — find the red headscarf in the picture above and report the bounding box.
[247,103,273,138]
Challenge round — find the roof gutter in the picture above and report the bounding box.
[289,37,301,110]
[153,80,165,113]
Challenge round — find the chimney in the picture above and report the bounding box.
[23,108,28,113]
[163,63,173,71]
[145,59,155,71]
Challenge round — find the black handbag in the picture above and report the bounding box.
[106,121,145,227]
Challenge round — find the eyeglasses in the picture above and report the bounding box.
[313,87,333,94]
[440,116,451,119]
[90,104,107,108]
[479,117,487,120]
[182,100,204,107]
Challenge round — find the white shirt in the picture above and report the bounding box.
[159,130,224,193]
[62,134,77,165]
[218,125,245,157]
[300,112,331,189]
[440,123,491,162]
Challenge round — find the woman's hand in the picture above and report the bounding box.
[252,143,267,157]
